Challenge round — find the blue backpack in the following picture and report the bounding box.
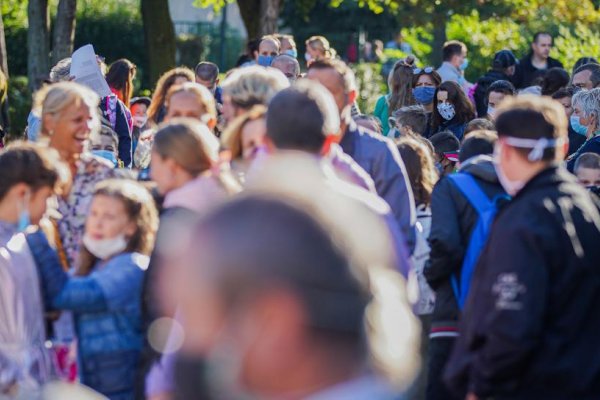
[447,172,507,310]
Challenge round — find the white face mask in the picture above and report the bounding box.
[83,233,128,260]
[133,115,148,128]
[304,52,312,62]
[437,103,456,121]
[487,106,496,119]
[493,143,525,196]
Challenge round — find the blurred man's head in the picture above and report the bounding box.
[307,59,357,125]
[531,32,553,60]
[494,95,568,195]
[194,61,220,93]
[429,130,460,176]
[391,105,428,137]
[572,63,600,90]
[442,40,467,69]
[257,35,281,66]
[459,130,497,165]
[574,152,600,188]
[266,79,340,154]
[271,55,301,83]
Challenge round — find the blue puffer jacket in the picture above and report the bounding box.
[341,121,417,252]
[28,230,148,400]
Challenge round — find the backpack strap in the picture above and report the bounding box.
[447,172,497,309]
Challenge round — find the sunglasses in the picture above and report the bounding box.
[413,67,435,75]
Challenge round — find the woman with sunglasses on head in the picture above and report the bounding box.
[374,56,417,137]
[412,67,442,137]
[431,81,476,141]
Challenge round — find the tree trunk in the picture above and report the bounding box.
[237,0,261,39]
[430,9,447,67]
[141,0,176,85]
[27,0,50,92]
[0,8,8,77]
[259,0,280,36]
[52,0,77,64]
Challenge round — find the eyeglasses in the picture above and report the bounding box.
[413,67,435,75]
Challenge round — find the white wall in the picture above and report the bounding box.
[168,0,248,38]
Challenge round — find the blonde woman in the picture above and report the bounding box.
[220,66,289,127]
[305,35,337,67]
[34,81,118,270]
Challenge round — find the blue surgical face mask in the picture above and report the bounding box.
[17,190,31,232]
[258,55,274,67]
[412,86,436,105]
[284,49,298,58]
[570,115,588,136]
[92,150,118,167]
[460,58,469,71]
[487,105,496,119]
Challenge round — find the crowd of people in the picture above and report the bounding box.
[0,29,599,400]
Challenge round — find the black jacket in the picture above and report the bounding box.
[473,70,511,117]
[512,54,563,89]
[424,157,506,333]
[567,135,600,172]
[444,166,600,399]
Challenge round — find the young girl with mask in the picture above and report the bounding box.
[412,68,442,137]
[431,81,476,141]
[31,180,158,399]
[0,143,66,398]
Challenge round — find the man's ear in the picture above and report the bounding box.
[348,89,357,105]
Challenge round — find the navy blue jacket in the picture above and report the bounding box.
[566,135,600,172]
[444,166,600,399]
[340,121,416,252]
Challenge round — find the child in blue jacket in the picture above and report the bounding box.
[31,180,158,399]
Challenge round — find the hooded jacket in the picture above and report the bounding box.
[566,135,600,172]
[444,166,600,399]
[424,156,507,336]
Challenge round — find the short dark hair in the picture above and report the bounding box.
[551,86,577,100]
[533,32,552,43]
[308,58,356,93]
[465,118,495,135]
[266,80,339,154]
[194,62,219,83]
[495,96,567,161]
[573,57,599,75]
[0,142,65,200]
[459,130,497,162]
[429,130,460,157]
[442,40,466,62]
[392,105,428,135]
[574,152,600,172]
[540,68,570,96]
[486,80,516,103]
[573,63,600,88]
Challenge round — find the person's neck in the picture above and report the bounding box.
[50,143,80,172]
[261,351,362,400]
[516,160,551,184]
[424,103,433,113]
[0,201,18,225]
[531,54,548,68]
